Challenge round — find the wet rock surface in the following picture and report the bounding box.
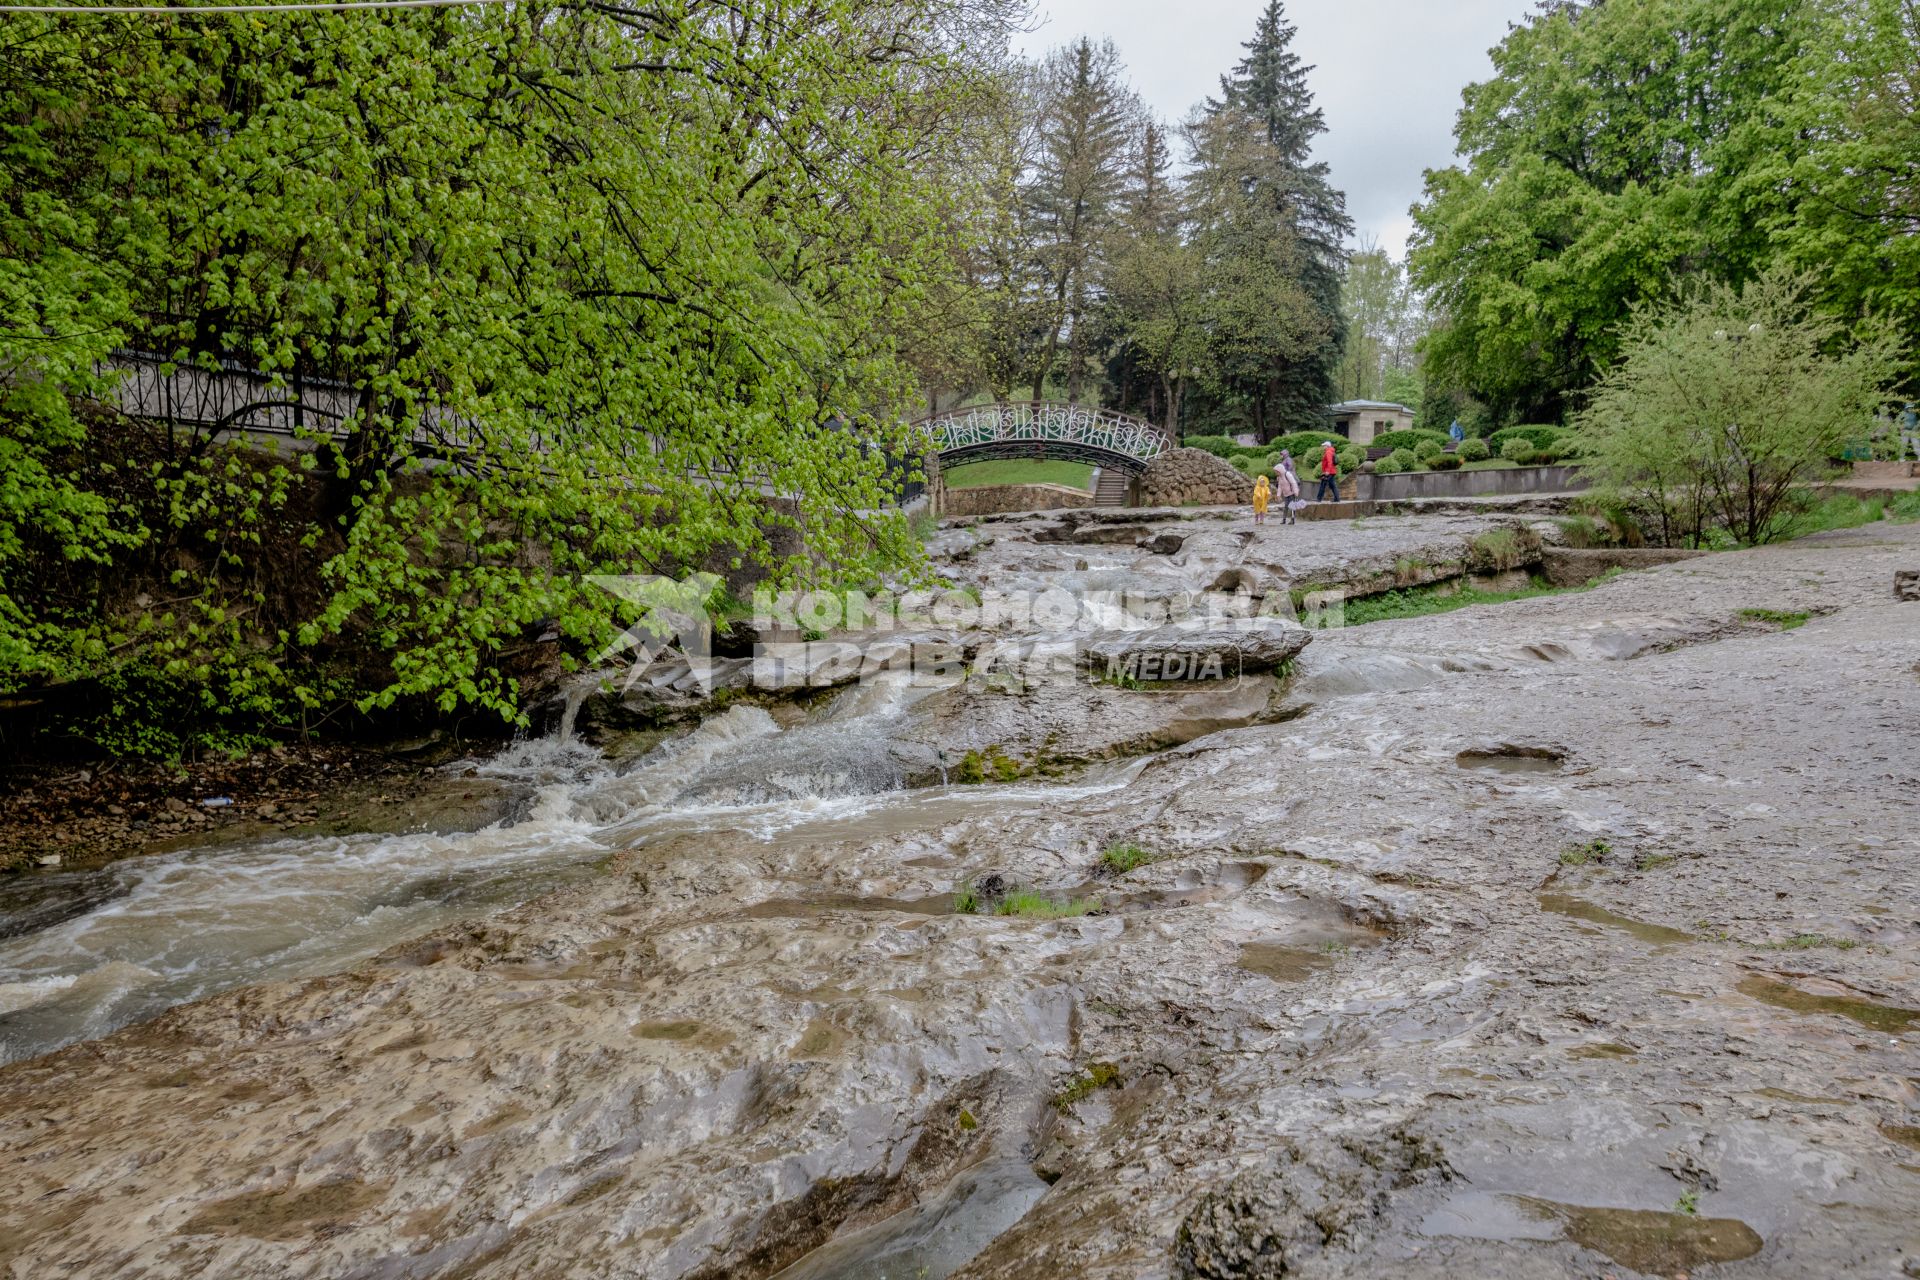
[2,515,1919,1279]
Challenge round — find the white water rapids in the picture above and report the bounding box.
[0,676,1142,1067]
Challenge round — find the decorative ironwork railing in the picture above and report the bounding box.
[915,402,1171,469]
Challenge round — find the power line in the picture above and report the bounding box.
[2,0,507,13]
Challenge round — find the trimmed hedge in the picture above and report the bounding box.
[1183,435,1240,458]
[1488,424,1561,455]
[1500,438,1537,463]
[1457,437,1491,463]
[1369,428,1448,455]
[1428,452,1463,471]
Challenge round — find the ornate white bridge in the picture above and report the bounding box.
[914,402,1171,474]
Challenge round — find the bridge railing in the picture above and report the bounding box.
[915,402,1171,466]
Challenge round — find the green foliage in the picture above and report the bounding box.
[942,461,1094,490]
[1177,0,1350,436]
[1370,429,1447,455]
[1577,269,1899,547]
[1413,438,1445,463]
[1050,1061,1121,1108]
[1762,932,1859,951]
[995,892,1101,919]
[1183,435,1242,458]
[1410,0,1919,420]
[1372,455,1405,475]
[1100,841,1157,874]
[1776,494,1887,539]
[1738,608,1811,630]
[1386,448,1418,472]
[956,745,1022,784]
[0,2,988,748]
[1409,0,1821,421]
[1489,426,1562,455]
[1428,452,1463,471]
[1500,438,1539,464]
[1306,574,1575,629]
[1559,839,1612,867]
[1457,437,1491,463]
[1469,528,1525,570]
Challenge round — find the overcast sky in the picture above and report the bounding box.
[1014,0,1526,259]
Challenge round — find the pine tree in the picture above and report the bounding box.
[1026,38,1141,403]
[1204,0,1352,435]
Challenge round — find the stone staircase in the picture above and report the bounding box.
[1092,468,1132,506]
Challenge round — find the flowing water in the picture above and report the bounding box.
[0,674,1140,1066]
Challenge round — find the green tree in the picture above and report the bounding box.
[1758,0,1920,391]
[1026,37,1142,403]
[1408,0,1820,423]
[0,0,1011,749]
[1104,119,1208,434]
[1577,269,1898,546]
[1201,0,1351,434]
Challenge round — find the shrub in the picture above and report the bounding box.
[1370,428,1448,454]
[1413,438,1445,463]
[1335,447,1363,474]
[1429,452,1463,471]
[1489,424,1563,455]
[1458,437,1491,462]
[1501,438,1538,463]
[1386,447,1418,471]
[1183,435,1239,458]
[1269,431,1341,462]
[1373,454,1406,474]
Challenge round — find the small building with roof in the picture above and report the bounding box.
[1327,400,1416,445]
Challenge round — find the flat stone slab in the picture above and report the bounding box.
[1081,618,1311,677]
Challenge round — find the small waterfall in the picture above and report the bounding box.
[0,674,936,1066]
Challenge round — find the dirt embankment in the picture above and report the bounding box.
[0,739,510,875]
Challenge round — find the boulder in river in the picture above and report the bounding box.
[1082,618,1310,679]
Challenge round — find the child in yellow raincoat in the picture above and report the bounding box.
[1252,473,1271,524]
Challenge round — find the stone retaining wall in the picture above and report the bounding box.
[1138,448,1252,507]
[1359,464,1587,502]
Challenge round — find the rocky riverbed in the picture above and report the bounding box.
[2,508,1917,1279]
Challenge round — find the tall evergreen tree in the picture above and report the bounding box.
[1026,39,1141,403]
[1204,0,1352,434]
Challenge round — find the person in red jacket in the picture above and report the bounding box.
[1314,440,1340,502]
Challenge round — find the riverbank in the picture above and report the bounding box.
[0,738,512,876]
[1,511,1916,1279]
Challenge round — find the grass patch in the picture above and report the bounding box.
[956,745,1023,783]
[1762,932,1859,951]
[1460,458,1520,471]
[1738,607,1810,630]
[1778,493,1886,540]
[1306,574,1572,629]
[953,886,982,914]
[942,459,1094,490]
[1888,492,1920,522]
[995,891,1101,919]
[1675,1190,1700,1217]
[1469,527,1525,571]
[1050,1061,1121,1109]
[1100,842,1156,874]
[1633,851,1676,872]
[1559,839,1612,867]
